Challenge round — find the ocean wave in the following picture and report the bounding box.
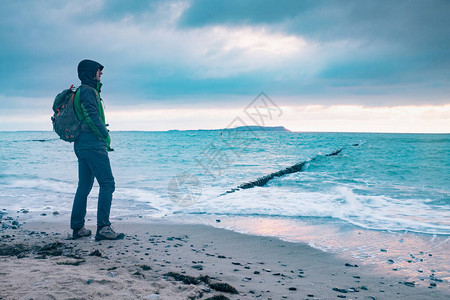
[180,185,450,235]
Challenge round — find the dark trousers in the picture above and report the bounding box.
[71,149,115,230]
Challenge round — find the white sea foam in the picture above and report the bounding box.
[1,131,449,235]
[6,178,76,194]
[179,184,450,235]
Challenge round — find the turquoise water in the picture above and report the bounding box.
[0,131,449,235]
[2,130,449,284]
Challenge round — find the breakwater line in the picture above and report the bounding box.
[221,146,355,196]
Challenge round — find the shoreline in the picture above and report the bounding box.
[1,220,448,299]
[188,215,450,283]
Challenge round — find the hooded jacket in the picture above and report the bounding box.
[74,59,111,151]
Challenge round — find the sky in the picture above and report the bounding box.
[0,0,449,132]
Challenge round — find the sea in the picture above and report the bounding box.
[1,130,449,283]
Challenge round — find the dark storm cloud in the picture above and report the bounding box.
[179,0,450,99]
[0,0,449,110]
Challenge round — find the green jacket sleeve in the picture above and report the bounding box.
[74,86,113,151]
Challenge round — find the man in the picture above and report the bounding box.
[71,59,124,241]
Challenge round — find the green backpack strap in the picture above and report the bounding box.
[73,88,84,121]
[73,87,107,140]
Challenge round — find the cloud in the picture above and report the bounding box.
[281,104,450,133]
[180,0,450,50]
[179,0,450,95]
[1,90,448,133]
[178,0,316,27]
[0,0,314,100]
[0,0,449,132]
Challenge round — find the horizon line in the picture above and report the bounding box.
[1,130,449,134]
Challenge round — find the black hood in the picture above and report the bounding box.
[77,59,104,88]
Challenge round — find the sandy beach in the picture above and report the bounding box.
[1,218,448,300]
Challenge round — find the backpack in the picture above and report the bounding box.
[51,85,84,142]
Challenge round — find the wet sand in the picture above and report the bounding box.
[0,220,449,299]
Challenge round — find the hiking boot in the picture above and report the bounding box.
[95,225,125,241]
[73,227,92,239]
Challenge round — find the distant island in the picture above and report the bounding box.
[169,126,291,132]
[225,126,290,132]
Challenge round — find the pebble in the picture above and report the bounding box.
[345,263,358,267]
[108,272,116,278]
[430,275,443,282]
[86,278,94,284]
[89,250,102,257]
[191,264,203,270]
[144,294,160,300]
[332,287,347,293]
[140,264,151,271]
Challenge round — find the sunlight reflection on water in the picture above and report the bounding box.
[179,215,450,288]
